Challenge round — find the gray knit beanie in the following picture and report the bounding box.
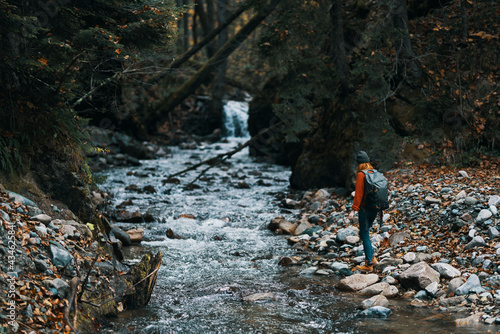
[356,151,370,164]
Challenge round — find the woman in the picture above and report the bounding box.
[348,151,379,272]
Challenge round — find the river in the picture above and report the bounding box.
[98,101,491,334]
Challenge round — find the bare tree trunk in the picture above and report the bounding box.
[196,0,215,57]
[148,2,250,83]
[147,0,282,127]
[193,10,199,47]
[391,0,421,81]
[182,0,189,52]
[460,0,468,40]
[212,0,229,118]
[329,0,350,93]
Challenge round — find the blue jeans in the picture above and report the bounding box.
[359,208,378,264]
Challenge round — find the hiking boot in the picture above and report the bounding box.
[355,263,373,272]
[369,258,379,266]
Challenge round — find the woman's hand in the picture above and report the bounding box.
[348,210,355,221]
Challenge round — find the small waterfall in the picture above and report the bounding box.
[222,100,250,138]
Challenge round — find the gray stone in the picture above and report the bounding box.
[361,294,389,310]
[425,196,441,205]
[488,227,499,239]
[489,195,500,207]
[8,191,36,206]
[382,275,397,285]
[50,278,70,298]
[458,171,469,178]
[399,262,440,290]
[0,209,10,222]
[329,262,349,271]
[345,235,360,245]
[455,274,485,295]
[464,197,478,205]
[336,227,359,243]
[414,290,430,300]
[49,241,74,267]
[389,232,410,246]
[299,266,318,275]
[60,224,77,237]
[358,282,390,297]
[294,221,313,236]
[308,214,321,224]
[336,274,379,292]
[415,245,427,252]
[32,214,52,225]
[33,259,48,272]
[455,190,467,200]
[414,253,433,263]
[448,277,466,295]
[490,205,498,216]
[360,306,392,318]
[431,263,461,279]
[439,295,466,307]
[476,209,493,222]
[464,236,486,250]
[425,282,439,297]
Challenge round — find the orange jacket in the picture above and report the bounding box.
[352,170,374,211]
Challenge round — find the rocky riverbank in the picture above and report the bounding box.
[0,186,161,333]
[271,164,500,327]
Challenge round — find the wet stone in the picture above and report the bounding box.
[360,306,391,318]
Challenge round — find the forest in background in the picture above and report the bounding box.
[0,0,499,213]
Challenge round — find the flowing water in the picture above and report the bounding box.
[99,102,493,334]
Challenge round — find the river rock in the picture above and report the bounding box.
[455,190,467,200]
[329,262,349,271]
[60,224,77,237]
[398,262,440,290]
[336,273,379,292]
[439,295,466,307]
[431,263,461,279]
[403,252,416,263]
[32,214,52,225]
[33,258,49,272]
[488,227,499,239]
[336,227,359,243]
[8,191,36,206]
[126,228,144,243]
[49,241,74,267]
[455,274,485,295]
[464,197,478,205]
[464,236,486,250]
[448,277,466,295]
[476,209,493,223]
[0,209,10,222]
[389,232,410,246]
[294,221,313,236]
[361,294,389,309]
[358,282,397,298]
[425,282,439,297]
[455,313,484,326]
[425,196,441,205]
[360,306,391,318]
[50,278,70,298]
[382,275,397,285]
[299,266,318,275]
[489,195,500,207]
[375,258,403,272]
[243,293,276,302]
[345,235,360,245]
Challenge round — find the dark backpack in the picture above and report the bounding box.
[362,169,389,211]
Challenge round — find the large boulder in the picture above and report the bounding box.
[336,274,379,292]
[398,262,440,290]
